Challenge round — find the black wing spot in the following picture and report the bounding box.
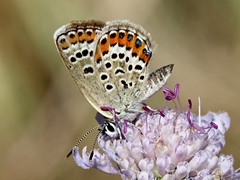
[69,33,75,39]
[105,62,112,69]
[111,53,117,59]
[115,69,125,75]
[142,48,147,54]
[119,53,124,59]
[90,50,93,57]
[139,75,144,80]
[110,32,116,38]
[102,51,109,56]
[129,82,133,87]
[110,43,117,47]
[70,57,76,63]
[121,80,128,89]
[86,31,92,36]
[128,65,133,71]
[76,52,82,58]
[106,84,114,91]
[84,66,94,74]
[82,49,88,56]
[97,58,102,63]
[101,38,107,45]
[87,39,94,43]
[78,31,83,36]
[135,65,143,70]
[132,52,138,57]
[100,74,108,81]
[125,56,129,62]
[60,38,66,44]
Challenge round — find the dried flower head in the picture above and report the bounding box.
[72,84,240,180]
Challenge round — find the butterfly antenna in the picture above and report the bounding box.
[89,130,102,161]
[66,124,101,158]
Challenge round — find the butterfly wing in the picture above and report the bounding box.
[139,64,174,102]
[93,20,174,120]
[54,20,115,118]
[54,20,173,121]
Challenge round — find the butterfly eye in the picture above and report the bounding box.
[102,121,119,138]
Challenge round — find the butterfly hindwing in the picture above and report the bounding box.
[92,20,156,119]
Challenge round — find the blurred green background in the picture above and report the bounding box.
[1,0,240,179]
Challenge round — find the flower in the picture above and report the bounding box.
[72,84,240,180]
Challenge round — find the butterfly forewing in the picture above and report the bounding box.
[54,20,113,118]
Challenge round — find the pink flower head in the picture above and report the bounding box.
[72,85,240,179]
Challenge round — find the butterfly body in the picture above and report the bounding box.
[54,20,173,121]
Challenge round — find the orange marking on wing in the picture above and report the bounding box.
[100,35,109,55]
[78,30,85,42]
[60,42,69,50]
[68,35,78,44]
[59,38,69,50]
[145,57,151,64]
[140,52,151,63]
[95,47,102,62]
[86,30,96,43]
[118,31,127,46]
[126,33,136,50]
[132,40,145,57]
[139,53,146,60]
[110,32,118,46]
[139,41,146,50]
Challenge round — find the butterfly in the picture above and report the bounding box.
[54,20,173,122]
